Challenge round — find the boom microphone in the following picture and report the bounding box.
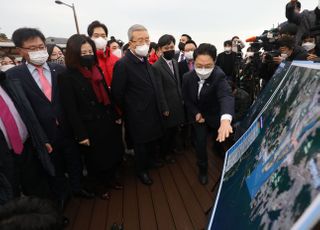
[245,36,258,43]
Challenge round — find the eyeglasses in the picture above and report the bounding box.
[21,45,46,52]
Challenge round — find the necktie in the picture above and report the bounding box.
[179,53,185,62]
[198,80,205,99]
[168,61,174,75]
[0,95,23,154]
[188,61,194,71]
[36,67,52,101]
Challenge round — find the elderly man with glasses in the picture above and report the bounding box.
[112,24,167,185]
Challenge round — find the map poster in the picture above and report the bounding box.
[208,62,320,230]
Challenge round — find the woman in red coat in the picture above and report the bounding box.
[87,20,119,88]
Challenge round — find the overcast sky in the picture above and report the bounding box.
[1,0,318,52]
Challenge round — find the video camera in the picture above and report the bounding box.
[246,28,281,63]
[246,28,280,52]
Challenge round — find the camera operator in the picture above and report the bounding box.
[286,0,320,45]
[273,36,308,64]
[301,33,320,61]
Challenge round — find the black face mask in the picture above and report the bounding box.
[80,55,95,68]
[163,50,175,60]
[178,42,185,51]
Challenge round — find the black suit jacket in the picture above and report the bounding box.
[178,60,191,84]
[152,57,185,128]
[111,51,164,143]
[0,71,55,176]
[182,66,235,129]
[174,52,180,61]
[5,63,70,144]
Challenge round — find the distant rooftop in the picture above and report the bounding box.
[0,37,68,48]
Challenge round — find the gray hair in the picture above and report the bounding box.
[127,24,148,41]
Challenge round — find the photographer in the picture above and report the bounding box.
[231,36,245,53]
[273,36,308,64]
[286,0,320,44]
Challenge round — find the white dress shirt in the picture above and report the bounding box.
[197,76,233,122]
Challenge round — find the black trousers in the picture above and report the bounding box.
[192,123,224,170]
[0,138,52,199]
[160,126,179,157]
[60,139,83,192]
[134,140,158,174]
[50,136,83,201]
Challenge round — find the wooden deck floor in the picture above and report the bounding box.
[64,149,224,230]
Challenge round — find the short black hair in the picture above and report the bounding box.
[301,33,315,41]
[158,34,176,48]
[149,42,158,53]
[278,36,295,50]
[122,43,130,52]
[87,20,108,37]
[12,28,46,48]
[231,36,239,41]
[65,34,98,69]
[280,23,298,36]
[194,43,217,61]
[107,37,120,48]
[108,36,124,48]
[224,40,232,47]
[0,197,63,230]
[46,44,63,61]
[184,40,197,49]
[181,34,192,41]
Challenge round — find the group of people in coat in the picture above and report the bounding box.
[0,22,234,219]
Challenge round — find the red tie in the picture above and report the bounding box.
[0,95,24,154]
[36,67,52,101]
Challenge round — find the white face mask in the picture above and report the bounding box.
[112,48,122,58]
[135,44,149,57]
[184,51,194,60]
[281,53,288,60]
[195,67,214,80]
[246,52,254,57]
[0,64,15,72]
[92,37,108,50]
[224,47,232,52]
[302,42,316,52]
[28,50,49,66]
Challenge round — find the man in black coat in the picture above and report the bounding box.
[178,40,197,83]
[183,43,235,185]
[216,40,238,81]
[0,71,53,202]
[6,28,91,206]
[112,24,165,185]
[285,0,320,45]
[153,34,185,163]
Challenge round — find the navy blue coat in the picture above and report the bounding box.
[182,66,235,129]
[6,63,72,144]
[0,71,55,176]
